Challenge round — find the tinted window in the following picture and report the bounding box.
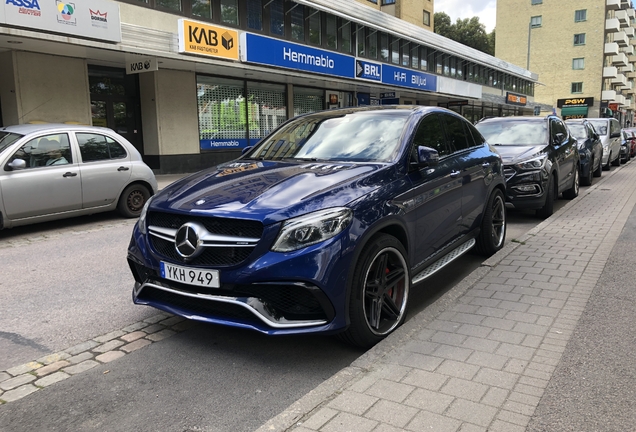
[610,119,621,135]
[588,120,608,135]
[551,119,568,143]
[567,124,586,139]
[9,133,72,168]
[412,114,449,157]
[475,120,548,146]
[0,132,23,153]
[77,133,127,162]
[443,114,470,152]
[466,122,486,146]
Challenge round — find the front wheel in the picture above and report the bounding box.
[562,168,579,200]
[593,156,603,178]
[340,234,410,349]
[603,153,611,171]
[612,152,621,166]
[536,175,555,219]
[581,164,593,186]
[475,189,506,256]
[118,184,151,218]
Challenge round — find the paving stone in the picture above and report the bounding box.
[508,391,541,407]
[495,343,535,361]
[1,374,36,391]
[301,407,339,430]
[432,344,473,362]
[0,384,38,402]
[503,400,536,416]
[327,390,377,415]
[458,424,487,432]
[93,339,125,353]
[0,372,11,383]
[145,329,176,342]
[121,331,146,343]
[488,329,525,344]
[461,336,500,353]
[496,410,530,427]
[403,387,455,413]
[465,351,509,370]
[406,410,462,432]
[6,362,42,376]
[401,369,449,391]
[431,331,467,346]
[96,351,126,363]
[36,352,70,365]
[67,352,94,364]
[445,398,497,427]
[35,360,70,377]
[122,338,153,353]
[142,323,165,334]
[365,379,415,403]
[481,317,515,331]
[35,371,70,387]
[144,313,170,324]
[374,424,407,432]
[474,368,518,390]
[321,412,377,432]
[93,330,126,344]
[65,340,99,356]
[440,378,489,402]
[159,316,185,327]
[122,321,149,332]
[455,324,492,338]
[63,360,99,375]
[436,360,480,380]
[365,399,418,428]
[480,386,509,408]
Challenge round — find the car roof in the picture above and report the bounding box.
[477,116,551,124]
[0,123,114,135]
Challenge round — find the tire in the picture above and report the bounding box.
[603,152,611,171]
[581,163,593,186]
[339,234,410,349]
[117,184,151,218]
[536,175,555,219]
[612,151,621,166]
[562,167,579,200]
[475,189,506,256]
[593,156,602,178]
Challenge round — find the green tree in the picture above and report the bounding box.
[434,12,495,56]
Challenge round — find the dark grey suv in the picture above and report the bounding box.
[475,115,579,218]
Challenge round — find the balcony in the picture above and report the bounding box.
[621,44,635,55]
[612,73,628,86]
[605,66,619,78]
[622,98,632,109]
[602,90,618,101]
[613,53,630,66]
[616,10,629,27]
[615,94,626,105]
[626,27,635,39]
[621,81,633,91]
[615,31,629,46]
[606,18,620,32]
[620,64,634,73]
[606,42,620,55]
[628,8,636,19]
[607,0,620,10]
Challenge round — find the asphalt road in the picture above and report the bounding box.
[0,195,567,431]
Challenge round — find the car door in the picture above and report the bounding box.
[397,113,463,268]
[1,132,82,220]
[441,113,492,235]
[550,118,576,192]
[75,132,132,209]
[609,119,622,159]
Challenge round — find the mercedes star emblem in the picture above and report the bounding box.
[174,222,205,259]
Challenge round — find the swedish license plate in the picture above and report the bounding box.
[160,262,220,288]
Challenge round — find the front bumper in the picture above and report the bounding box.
[503,166,549,210]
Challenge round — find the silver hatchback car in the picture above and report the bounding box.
[0,124,157,229]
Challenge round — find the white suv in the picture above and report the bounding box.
[588,118,622,170]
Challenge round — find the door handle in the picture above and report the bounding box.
[482,162,491,168]
[450,170,461,178]
[117,166,130,171]
[63,172,77,177]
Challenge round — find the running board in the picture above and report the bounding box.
[411,238,476,285]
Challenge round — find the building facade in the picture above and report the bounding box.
[1,0,537,173]
[354,0,435,31]
[496,0,636,124]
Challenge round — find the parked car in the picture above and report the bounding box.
[587,118,622,170]
[0,124,157,229]
[127,106,507,348]
[475,115,579,219]
[565,119,603,186]
[624,128,636,158]
[620,129,636,163]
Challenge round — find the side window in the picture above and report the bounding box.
[9,133,72,168]
[412,114,450,158]
[551,119,568,143]
[442,114,470,152]
[610,120,620,136]
[76,133,127,162]
[466,122,486,146]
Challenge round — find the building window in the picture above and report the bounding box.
[423,10,430,26]
[575,9,587,22]
[382,0,396,4]
[572,82,583,93]
[530,16,542,27]
[391,36,400,64]
[308,8,321,45]
[191,0,211,18]
[156,0,182,11]
[411,44,419,69]
[269,0,284,36]
[368,30,378,59]
[246,0,262,31]
[340,20,352,54]
[380,33,389,62]
[357,26,366,57]
[531,0,542,4]
[573,58,585,70]
[574,33,586,45]
[220,0,238,26]
[326,14,337,50]
[290,5,304,41]
[402,41,410,67]
[367,0,378,3]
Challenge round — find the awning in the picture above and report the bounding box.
[561,106,588,119]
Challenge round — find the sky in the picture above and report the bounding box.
[434,0,497,33]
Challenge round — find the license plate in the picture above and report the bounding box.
[160,262,220,288]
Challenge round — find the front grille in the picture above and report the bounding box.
[238,284,327,320]
[148,211,264,267]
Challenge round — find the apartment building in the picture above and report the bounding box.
[1,0,536,173]
[496,0,636,124]
[355,0,435,31]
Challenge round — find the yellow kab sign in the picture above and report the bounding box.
[178,19,239,60]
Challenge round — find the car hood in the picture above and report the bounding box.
[494,145,547,165]
[151,160,386,225]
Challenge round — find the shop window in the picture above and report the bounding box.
[269,0,284,36]
[247,83,287,145]
[192,0,211,19]
[294,87,324,117]
[246,0,262,31]
[340,20,352,54]
[368,30,378,59]
[391,37,400,64]
[308,8,321,45]
[380,33,389,62]
[220,0,238,26]
[326,15,337,50]
[290,5,304,41]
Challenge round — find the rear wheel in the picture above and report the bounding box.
[118,184,150,218]
[603,153,612,170]
[612,152,621,166]
[562,168,579,200]
[593,156,603,178]
[581,163,593,186]
[536,175,555,219]
[475,189,506,256]
[340,234,410,349]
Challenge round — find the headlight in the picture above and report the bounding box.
[137,196,153,234]
[271,207,353,252]
[515,154,548,171]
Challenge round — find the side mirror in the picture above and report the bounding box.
[241,146,253,155]
[412,146,439,169]
[610,131,621,139]
[6,159,26,171]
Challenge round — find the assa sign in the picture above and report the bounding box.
[5,0,41,16]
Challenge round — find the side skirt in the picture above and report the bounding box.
[411,238,476,285]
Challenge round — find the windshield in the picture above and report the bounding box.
[588,120,607,135]
[245,111,409,162]
[475,120,548,146]
[567,124,586,140]
[0,132,23,153]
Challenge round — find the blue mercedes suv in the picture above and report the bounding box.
[127,106,506,348]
